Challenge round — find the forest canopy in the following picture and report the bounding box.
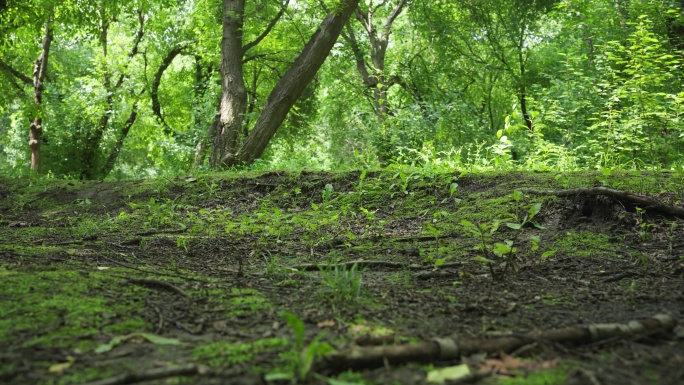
[1,0,683,179]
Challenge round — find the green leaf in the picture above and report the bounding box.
[528,203,542,219]
[513,190,523,202]
[264,372,294,381]
[541,250,557,259]
[139,333,183,346]
[282,312,305,349]
[493,242,512,257]
[473,256,495,264]
[95,335,125,354]
[506,222,522,230]
[434,258,447,267]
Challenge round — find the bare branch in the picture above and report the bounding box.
[243,0,290,54]
[340,22,376,87]
[115,9,146,89]
[0,58,32,85]
[381,0,408,40]
[354,6,372,34]
[371,0,389,15]
[151,44,186,129]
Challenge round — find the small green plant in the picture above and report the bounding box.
[668,221,677,256]
[322,183,334,205]
[461,191,545,280]
[279,312,334,381]
[137,197,184,229]
[635,207,653,241]
[318,261,364,307]
[205,181,220,197]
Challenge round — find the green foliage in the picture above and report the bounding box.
[1,0,684,175]
[280,311,334,381]
[318,261,365,307]
[461,190,549,280]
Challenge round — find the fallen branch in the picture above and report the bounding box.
[289,259,462,271]
[126,278,188,297]
[81,364,207,385]
[521,187,684,217]
[320,314,677,372]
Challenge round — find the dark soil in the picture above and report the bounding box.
[0,170,683,385]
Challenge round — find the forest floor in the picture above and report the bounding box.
[1,170,683,385]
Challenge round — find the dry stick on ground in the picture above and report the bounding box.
[289,259,463,271]
[126,278,188,297]
[80,364,208,385]
[98,255,220,283]
[319,314,677,372]
[521,187,684,217]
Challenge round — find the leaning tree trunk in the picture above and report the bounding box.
[220,0,361,167]
[29,19,53,174]
[210,0,248,168]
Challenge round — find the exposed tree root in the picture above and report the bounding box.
[81,364,207,385]
[126,278,188,297]
[319,314,677,372]
[289,259,462,271]
[522,187,684,217]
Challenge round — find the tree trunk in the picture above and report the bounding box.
[210,0,248,168]
[518,43,533,131]
[29,18,53,174]
[344,1,407,125]
[217,0,362,167]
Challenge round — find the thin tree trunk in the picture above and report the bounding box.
[518,45,533,131]
[194,106,219,168]
[151,44,186,134]
[29,18,53,174]
[99,101,139,177]
[225,0,361,167]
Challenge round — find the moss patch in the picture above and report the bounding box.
[0,267,151,351]
[193,338,288,369]
[552,231,616,258]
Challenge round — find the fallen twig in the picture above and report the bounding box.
[521,187,684,217]
[289,259,462,271]
[126,278,188,297]
[81,364,207,385]
[319,314,677,372]
[98,255,224,285]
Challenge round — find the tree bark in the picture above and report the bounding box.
[218,0,361,167]
[29,18,53,174]
[210,0,248,168]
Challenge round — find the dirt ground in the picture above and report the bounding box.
[1,170,683,385]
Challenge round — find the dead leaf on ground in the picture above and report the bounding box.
[317,319,335,328]
[479,352,557,376]
[48,356,75,374]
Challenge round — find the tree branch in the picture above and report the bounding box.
[114,9,145,89]
[242,0,290,54]
[151,43,186,130]
[340,22,376,87]
[0,58,32,85]
[100,99,140,177]
[354,6,372,34]
[381,0,407,40]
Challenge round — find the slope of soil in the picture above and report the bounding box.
[0,170,683,385]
